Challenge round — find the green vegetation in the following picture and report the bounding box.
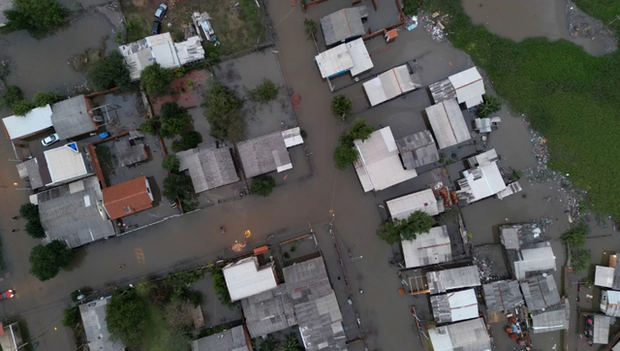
[257,334,303,351]
[402,0,418,16]
[510,169,523,181]
[125,14,149,43]
[62,306,80,328]
[304,18,317,39]
[476,94,502,117]
[171,131,202,152]
[162,173,194,204]
[4,0,67,34]
[0,85,29,115]
[162,155,181,173]
[87,51,132,91]
[331,94,353,121]
[11,99,34,116]
[158,102,192,138]
[333,144,358,170]
[32,91,65,107]
[422,0,620,218]
[106,290,147,349]
[251,175,276,197]
[248,79,279,103]
[203,80,245,141]
[239,0,266,44]
[95,145,115,186]
[212,266,233,307]
[562,221,589,247]
[333,119,374,170]
[29,241,75,281]
[141,63,174,96]
[572,247,591,273]
[139,117,160,135]
[20,203,45,239]
[378,210,435,244]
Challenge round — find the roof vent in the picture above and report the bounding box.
[124,206,133,214]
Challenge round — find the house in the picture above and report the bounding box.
[601,290,620,317]
[512,243,557,280]
[51,95,98,140]
[425,99,471,149]
[520,274,560,311]
[429,67,486,108]
[119,32,205,80]
[237,128,304,178]
[386,188,444,221]
[531,299,570,334]
[241,257,347,351]
[456,149,507,204]
[362,65,421,107]
[428,317,491,351]
[395,130,440,169]
[315,38,372,79]
[102,176,154,220]
[191,325,252,351]
[79,298,126,351]
[353,127,418,192]
[586,315,613,345]
[113,132,148,167]
[594,254,620,289]
[427,266,481,294]
[320,7,367,46]
[2,105,53,140]
[499,223,542,250]
[0,322,25,351]
[401,226,451,269]
[0,0,12,27]
[482,280,524,312]
[431,288,479,324]
[35,176,115,248]
[177,145,239,193]
[223,257,278,302]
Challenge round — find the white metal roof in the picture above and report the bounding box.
[223,257,278,301]
[146,33,181,68]
[514,245,556,280]
[448,67,485,108]
[468,149,498,167]
[402,226,451,268]
[2,105,53,140]
[595,266,615,288]
[426,99,471,149]
[281,127,304,148]
[386,189,442,220]
[429,318,491,351]
[175,36,205,65]
[363,65,417,106]
[315,43,354,78]
[460,163,506,201]
[346,38,373,76]
[43,143,88,185]
[431,289,479,323]
[353,127,417,192]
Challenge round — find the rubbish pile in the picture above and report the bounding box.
[566,0,617,53]
[420,12,448,42]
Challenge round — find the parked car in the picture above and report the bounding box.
[154,4,167,20]
[41,133,60,147]
[151,21,161,35]
[0,290,15,301]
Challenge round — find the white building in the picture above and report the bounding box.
[402,226,451,269]
[363,65,420,106]
[386,189,444,221]
[315,38,372,78]
[431,288,479,324]
[601,290,620,317]
[429,318,491,351]
[223,257,278,301]
[513,244,557,280]
[448,67,486,108]
[2,105,53,140]
[456,149,508,204]
[426,99,471,149]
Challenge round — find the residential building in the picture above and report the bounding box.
[191,325,252,351]
[315,38,373,78]
[401,226,451,269]
[428,317,491,351]
[427,266,481,294]
[511,242,557,280]
[429,67,486,108]
[386,188,444,221]
[499,223,543,250]
[482,280,524,312]
[353,127,418,192]
[0,322,25,351]
[35,176,115,248]
[431,288,479,324]
[601,290,620,317]
[456,149,507,204]
[177,145,239,193]
[395,130,440,169]
[594,254,620,289]
[79,298,126,351]
[363,65,421,106]
[223,257,278,302]
[531,299,570,334]
[426,99,471,149]
[51,95,98,140]
[114,132,148,167]
[2,105,53,140]
[102,176,154,220]
[237,128,304,178]
[520,274,560,311]
[586,315,612,345]
[320,7,367,46]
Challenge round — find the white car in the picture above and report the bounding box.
[41,133,60,147]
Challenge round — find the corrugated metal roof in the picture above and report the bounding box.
[191,325,251,351]
[237,131,292,178]
[51,95,96,139]
[499,223,543,250]
[177,146,239,193]
[448,67,485,108]
[520,275,560,311]
[282,127,304,148]
[482,280,524,312]
[602,290,620,317]
[428,78,456,104]
[595,266,614,288]
[363,65,421,106]
[467,149,498,167]
[402,226,451,268]
[315,43,354,78]
[347,38,373,76]
[16,158,45,189]
[426,99,471,149]
[320,7,366,46]
[2,105,53,140]
[427,266,481,294]
[513,244,556,280]
[531,299,570,334]
[223,257,278,301]
[429,317,491,351]
[386,188,442,221]
[79,298,126,351]
[431,289,479,324]
[396,130,440,169]
[592,315,612,344]
[457,163,506,204]
[612,264,620,290]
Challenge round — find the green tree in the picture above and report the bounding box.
[571,247,591,273]
[402,0,418,16]
[106,290,147,350]
[25,219,46,239]
[331,94,353,121]
[135,279,156,298]
[163,173,194,202]
[87,51,132,91]
[140,63,174,96]
[20,203,39,221]
[62,306,80,328]
[159,102,191,138]
[203,80,245,141]
[304,18,317,39]
[283,334,303,351]
[139,117,161,135]
[333,144,358,170]
[248,79,279,103]
[32,91,65,107]
[562,222,589,247]
[0,85,25,108]
[212,267,232,306]
[377,211,435,244]
[12,99,34,116]
[171,131,202,152]
[476,94,502,117]
[4,0,66,33]
[29,241,75,281]
[251,175,275,197]
[345,119,374,142]
[162,155,180,172]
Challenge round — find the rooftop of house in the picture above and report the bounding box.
[589,315,613,344]
[499,223,543,250]
[426,99,471,149]
[2,105,53,140]
[43,142,89,186]
[102,176,153,220]
[428,317,491,351]
[237,131,292,178]
[531,299,570,334]
[395,130,440,169]
[51,95,97,139]
[402,226,451,269]
[513,243,556,280]
[362,65,421,107]
[177,145,239,193]
[456,162,506,204]
[448,66,485,108]
[190,325,250,351]
[113,134,149,167]
[482,280,524,313]
[520,274,561,311]
[79,298,126,351]
[16,155,49,190]
[431,288,479,324]
[386,188,444,221]
[427,266,481,295]
[320,6,366,46]
[223,257,278,302]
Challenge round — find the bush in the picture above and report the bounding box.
[106,290,147,349]
[248,79,279,103]
[345,119,373,142]
[20,203,39,221]
[251,175,275,197]
[571,247,591,273]
[32,91,65,107]
[139,117,160,135]
[25,220,46,239]
[212,267,232,306]
[402,0,418,15]
[333,119,373,169]
[29,241,75,281]
[87,51,132,91]
[476,94,502,117]
[162,155,180,173]
[378,211,435,244]
[12,99,34,116]
[562,222,589,247]
[333,144,358,170]
[140,63,174,96]
[159,102,191,138]
[171,131,202,152]
[203,80,245,141]
[4,0,67,33]
[163,173,194,202]
[0,85,25,108]
[62,307,80,328]
[331,94,353,121]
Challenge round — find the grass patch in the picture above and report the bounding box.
[143,304,188,351]
[125,12,150,43]
[423,0,620,218]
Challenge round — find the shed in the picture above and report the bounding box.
[601,290,620,317]
[513,243,556,280]
[467,149,498,168]
[191,325,251,351]
[237,131,292,178]
[482,280,524,313]
[427,266,481,294]
[386,188,444,221]
[428,317,491,351]
[223,257,278,301]
[353,127,417,192]
[431,289,479,324]
[363,65,421,106]
[426,99,471,149]
[16,155,49,190]
[587,315,613,345]
[448,67,485,108]
[595,266,614,288]
[320,7,366,46]
[315,43,353,78]
[51,95,97,140]
[531,299,570,334]
[102,176,154,220]
[395,130,440,169]
[79,298,126,351]
[456,163,506,204]
[428,78,456,104]
[401,226,451,269]
[2,105,53,140]
[520,274,560,311]
[177,146,239,193]
[281,127,304,148]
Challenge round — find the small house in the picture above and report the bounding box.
[401,226,451,269]
[79,298,126,351]
[427,266,481,295]
[386,188,444,221]
[320,7,367,46]
[102,176,154,220]
[191,325,252,351]
[425,99,471,149]
[428,317,491,351]
[431,288,479,324]
[482,280,524,313]
[363,65,421,107]
[223,257,278,302]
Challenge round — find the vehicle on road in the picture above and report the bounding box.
[0,289,15,300]
[151,21,161,35]
[41,133,59,147]
[154,4,167,20]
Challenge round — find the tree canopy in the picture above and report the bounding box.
[171,131,202,152]
[32,91,65,107]
[212,267,232,306]
[333,119,373,170]
[163,173,194,202]
[0,85,25,108]
[106,290,147,350]
[29,241,75,281]
[377,210,435,244]
[20,203,39,221]
[248,79,279,103]
[331,94,353,121]
[12,99,34,116]
[333,144,358,170]
[4,0,66,33]
[20,203,45,239]
[162,155,180,173]
[476,94,502,117]
[251,175,275,197]
[159,102,191,138]
[87,51,132,91]
[203,80,245,141]
[140,63,174,96]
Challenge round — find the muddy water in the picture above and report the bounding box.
[462,0,608,55]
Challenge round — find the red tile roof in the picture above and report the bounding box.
[103,176,153,220]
